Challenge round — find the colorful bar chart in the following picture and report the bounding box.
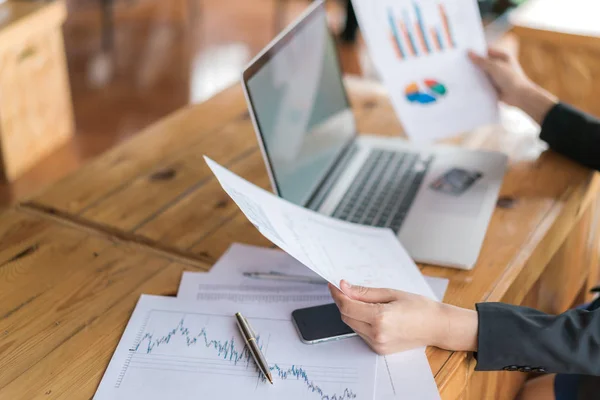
[414,3,431,54]
[388,1,456,60]
[388,9,406,59]
[431,27,444,51]
[439,3,456,48]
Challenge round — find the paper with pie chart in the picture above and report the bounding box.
[351,0,499,142]
[405,79,447,104]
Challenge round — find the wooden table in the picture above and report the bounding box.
[510,0,600,117]
[1,78,599,399]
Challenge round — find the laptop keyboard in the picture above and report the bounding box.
[331,149,432,233]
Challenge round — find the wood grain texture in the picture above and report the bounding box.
[0,0,73,181]
[8,78,600,399]
[584,195,600,300]
[0,208,208,399]
[28,84,248,212]
[512,1,600,117]
[537,194,597,314]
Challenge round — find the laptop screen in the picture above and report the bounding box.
[244,5,356,206]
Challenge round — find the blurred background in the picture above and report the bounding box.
[0,0,535,206]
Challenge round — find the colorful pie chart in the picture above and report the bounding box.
[405,79,447,105]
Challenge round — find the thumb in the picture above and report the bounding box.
[468,50,492,73]
[340,280,397,304]
[487,48,510,62]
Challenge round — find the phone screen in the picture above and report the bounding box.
[292,303,356,344]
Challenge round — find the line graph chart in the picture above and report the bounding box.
[95,296,376,400]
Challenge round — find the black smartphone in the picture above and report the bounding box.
[292,303,356,344]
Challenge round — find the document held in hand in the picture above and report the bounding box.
[351,0,499,142]
[204,157,435,300]
[177,243,446,400]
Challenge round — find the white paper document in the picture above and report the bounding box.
[204,157,436,300]
[378,349,441,400]
[94,295,378,399]
[352,0,499,142]
[177,244,333,315]
[423,276,449,302]
[177,243,449,303]
[177,243,446,399]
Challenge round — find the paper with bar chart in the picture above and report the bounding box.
[352,0,499,142]
[387,1,456,60]
[94,295,377,399]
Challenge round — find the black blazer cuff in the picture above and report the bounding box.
[539,102,600,170]
[539,102,568,147]
[474,303,549,373]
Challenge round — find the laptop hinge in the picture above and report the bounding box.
[305,141,359,211]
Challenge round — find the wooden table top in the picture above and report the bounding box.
[1,77,597,398]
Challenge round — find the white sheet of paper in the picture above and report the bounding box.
[177,243,449,302]
[423,276,449,302]
[378,349,441,400]
[351,0,499,142]
[177,243,447,399]
[204,157,436,301]
[94,295,377,400]
[177,244,333,315]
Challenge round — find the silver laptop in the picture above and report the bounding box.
[241,1,507,270]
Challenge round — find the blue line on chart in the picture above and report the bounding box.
[435,28,444,50]
[388,7,406,58]
[414,2,431,53]
[133,318,358,400]
[403,10,419,56]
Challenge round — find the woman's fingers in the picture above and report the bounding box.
[467,50,490,71]
[329,284,381,323]
[487,48,510,61]
[341,314,394,354]
[340,314,372,338]
[340,280,397,303]
[355,332,378,352]
[357,332,392,355]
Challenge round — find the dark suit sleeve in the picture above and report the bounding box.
[474,302,600,375]
[540,103,600,171]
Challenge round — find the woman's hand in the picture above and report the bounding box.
[468,48,532,108]
[468,48,558,124]
[329,280,479,355]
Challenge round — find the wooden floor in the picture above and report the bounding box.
[0,0,366,207]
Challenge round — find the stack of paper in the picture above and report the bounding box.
[93,159,449,399]
[94,243,447,399]
[177,243,448,400]
[95,294,379,399]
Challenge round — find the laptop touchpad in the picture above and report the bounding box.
[419,182,487,217]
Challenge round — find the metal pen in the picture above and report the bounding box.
[235,312,274,384]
